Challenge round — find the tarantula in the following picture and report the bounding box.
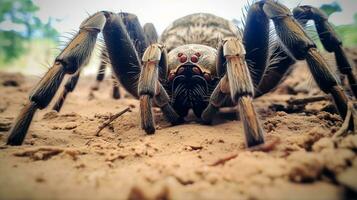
[7,0,357,147]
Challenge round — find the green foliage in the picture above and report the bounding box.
[0,0,59,64]
[320,2,342,17]
[317,2,357,47]
[0,30,26,62]
[335,14,357,46]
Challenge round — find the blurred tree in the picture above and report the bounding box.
[0,0,59,63]
[314,2,357,47]
[320,2,342,17]
[335,14,357,46]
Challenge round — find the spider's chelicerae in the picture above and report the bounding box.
[7,0,357,147]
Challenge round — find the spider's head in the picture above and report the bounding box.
[166,44,217,83]
[165,44,218,117]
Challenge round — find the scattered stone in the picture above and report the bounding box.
[35,176,45,183]
[105,151,127,162]
[312,138,335,152]
[0,72,24,87]
[0,118,12,131]
[337,167,357,192]
[339,135,357,150]
[64,123,77,130]
[320,148,355,173]
[42,111,59,120]
[13,147,84,161]
[288,151,324,182]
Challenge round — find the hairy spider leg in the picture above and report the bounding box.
[202,38,265,147]
[293,5,357,97]
[7,11,107,145]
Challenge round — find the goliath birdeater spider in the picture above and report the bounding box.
[7,0,357,148]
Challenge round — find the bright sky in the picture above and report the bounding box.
[33,0,357,35]
[1,0,356,76]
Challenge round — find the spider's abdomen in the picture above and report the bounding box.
[160,13,240,52]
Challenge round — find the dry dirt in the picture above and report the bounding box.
[1,50,357,200]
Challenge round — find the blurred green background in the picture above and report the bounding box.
[0,0,58,70]
[0,0,356,73]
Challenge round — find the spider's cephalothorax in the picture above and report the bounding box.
[7,1,357,148]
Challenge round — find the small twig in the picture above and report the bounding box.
[287,95,330,105]
[95,107,131,136]
[209,153,239,166]
[188,145,203,150]
[208,137,281,166]
[248,136,280,152]
[0,145,8,150]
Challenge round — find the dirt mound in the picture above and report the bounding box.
[0,56,357,199]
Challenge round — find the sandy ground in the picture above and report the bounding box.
[1,50,357,200]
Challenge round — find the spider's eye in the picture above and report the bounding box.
[177,52,183,57]
[191,55,199,63]
[179,54,187,63]
[194,52,201,57]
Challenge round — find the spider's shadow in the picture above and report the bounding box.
[154,107,240,129]
[185,108,238,126]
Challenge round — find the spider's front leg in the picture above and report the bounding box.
[7,12,106,145]
[138,44,181,134]
[293,5,357,97]
[202,38,264,147]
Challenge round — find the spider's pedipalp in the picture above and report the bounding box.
[140,44,162,96]
[224,37,253,100]
[140,95,155,134]
[139,44,180,134]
